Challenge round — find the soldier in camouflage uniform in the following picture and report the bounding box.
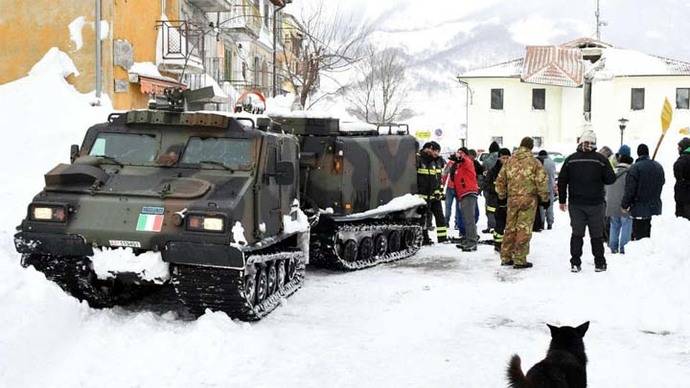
[495,137,549,269]
[417,141,448,243]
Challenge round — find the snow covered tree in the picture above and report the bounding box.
[346,46,414,124]
[281,1,371,109]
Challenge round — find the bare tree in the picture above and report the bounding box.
[347,46,414,124]
[281,1,371,109]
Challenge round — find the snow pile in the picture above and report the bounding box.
[282,201,310,235]
[29,47,80,78]
[231,221,247,246]
[129,61,176,81]
[338,193,426,220]
[68,16,86,51]
[591,48,680,78]
[90,248,170,283]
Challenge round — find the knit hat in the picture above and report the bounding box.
[489,141,500,153]
[499,148,511,157]
[618,144,631,157]
[637,144,650,157]
[679,137,690,153]
[429,141,441,151]
[538,150,548,157]
[578,129,597,146]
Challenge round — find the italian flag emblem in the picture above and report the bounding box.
[136,207,165,232]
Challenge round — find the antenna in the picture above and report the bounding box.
[595,0,608,40]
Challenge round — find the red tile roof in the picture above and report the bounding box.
[520,46,583,87]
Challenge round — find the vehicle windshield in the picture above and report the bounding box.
[181,137,253,170]
[89,133,159,165]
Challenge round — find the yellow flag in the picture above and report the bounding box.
[680,127,690,135]
[661,97,673,133]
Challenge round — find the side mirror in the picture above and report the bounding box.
[275,161,295,185]
[70,144,80,163]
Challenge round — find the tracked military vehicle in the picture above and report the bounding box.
[14,89,308,321]
[270,117,426,270]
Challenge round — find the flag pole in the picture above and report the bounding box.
[653,97,673,160]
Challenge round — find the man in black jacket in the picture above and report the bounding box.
[675,137,690,220]
[622,144,665,239]
[417,141,447,243]
[485,148,511,253]
[558,130,616,272]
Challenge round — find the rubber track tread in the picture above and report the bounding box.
[310,222,423,270]
[171,251,305,321]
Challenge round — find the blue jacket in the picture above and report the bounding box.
[621,156,665,217]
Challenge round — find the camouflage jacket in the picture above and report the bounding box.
[495,147,548,203]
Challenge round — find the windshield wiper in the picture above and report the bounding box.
[96,155,124,167]
[198,160,232,171]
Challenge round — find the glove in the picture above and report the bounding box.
[540,199,551,209]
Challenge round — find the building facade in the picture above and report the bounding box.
[0,0,293,111]
[458,38,690,150]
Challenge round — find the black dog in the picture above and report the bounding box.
[507,322,589,388]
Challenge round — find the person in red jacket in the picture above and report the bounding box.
[453,147,480,251]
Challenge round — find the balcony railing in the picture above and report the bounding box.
[156,20,205,74]
[217,2,262,40]
[187,0,233,12]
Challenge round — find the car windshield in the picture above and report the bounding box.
[89,133,159,165]
[181,137,253,170]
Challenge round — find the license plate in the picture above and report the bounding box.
[109,240,142,248]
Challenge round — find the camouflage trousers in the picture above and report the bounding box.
[500,196,538,265]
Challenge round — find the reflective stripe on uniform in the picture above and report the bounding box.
[436,226,448,237]
[486,206,496,212]
[417,168,443,175]
[493,232,503,243]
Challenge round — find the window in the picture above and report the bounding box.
[532,136,544,148]
[89,133,159,165]
[532,88,545,110]
[491,136,503,146]
[181,138,254,170]
[677,88,690,109]
[264,3,270,28]
[631,88,645,110]
[491,89,503,110]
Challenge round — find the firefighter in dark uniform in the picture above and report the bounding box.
[417,141,448,243]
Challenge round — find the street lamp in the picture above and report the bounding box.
[618,117,629,147]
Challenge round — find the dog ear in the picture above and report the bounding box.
[547,324,558,337]
[576,321,590,337]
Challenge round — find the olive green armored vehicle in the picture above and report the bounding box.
[271,117,425,270]
[15,89,306,320]
[15,89,424,320]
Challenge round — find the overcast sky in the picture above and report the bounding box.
[291,0,690,62]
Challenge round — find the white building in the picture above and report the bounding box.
[457,38,690,151]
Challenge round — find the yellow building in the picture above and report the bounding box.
[0,0,251,110]
[277,12,304,94]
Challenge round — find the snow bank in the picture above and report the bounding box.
[90,248,170,283]
[129,61,178,82]
[337,193,426,220]
[29,47,80,78]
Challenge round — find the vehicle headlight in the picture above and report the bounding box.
[29,204,68,222]
[186,214,226,232]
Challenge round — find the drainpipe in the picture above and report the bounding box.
[95,0,102,100]
[457,79,472,147]
[272,1,288,97]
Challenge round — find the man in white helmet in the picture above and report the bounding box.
[557,129,616,272]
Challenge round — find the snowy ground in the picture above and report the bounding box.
[1,50,690,387]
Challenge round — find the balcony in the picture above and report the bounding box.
[217,3,262,41]
[156,20,205,75]
[187,0,233,12]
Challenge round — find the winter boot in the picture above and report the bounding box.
[501,260,514,266]
[595,263,607,272]
[513,262,533,269]
[571,264,581,273]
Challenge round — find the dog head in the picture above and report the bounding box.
[547,322,589,357]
